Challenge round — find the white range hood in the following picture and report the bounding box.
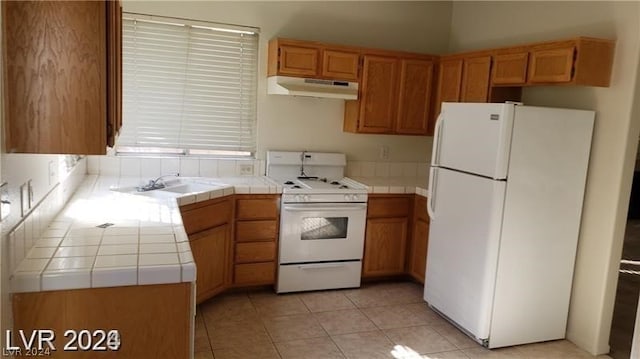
[267,76,359,100]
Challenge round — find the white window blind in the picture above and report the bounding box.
[118,14,259,156]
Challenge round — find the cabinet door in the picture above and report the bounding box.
[492,52,528,85]
[434,58,463,118]
[278,45,319,77]
[190,224,229,303]
[409,218,429,284]
[106,0,122,147]
[396,59,433,135]
[460,55,492,102]
[322,49,360,81]
[528,46,575,83]
[4,1,107,154]
[357,55,398,133]
[363,217,408,276]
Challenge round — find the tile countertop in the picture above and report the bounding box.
[10,175,282,294]
[352,177,429,197]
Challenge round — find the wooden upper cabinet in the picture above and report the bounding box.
[268,38,361,81]
[492,52,528,85]
[278,45,319,77]
[3,1,119,154]
[106,0,123,147]
[354,55,398,133]
[434,58,463,117]
[322,49,360,81]
[460,55,492,102]
[528,46,574,83]
[395,59,433,135]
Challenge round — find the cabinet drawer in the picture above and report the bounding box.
[235,220,278,242]
[235,242,276,263]
[236,197,279,220]
[234,262,275,285]
[367,197,411,218]
[181,198,232,235]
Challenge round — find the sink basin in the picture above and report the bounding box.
[161,183,222,194]
[110,180,225,198]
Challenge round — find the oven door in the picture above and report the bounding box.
[279,202,367,263]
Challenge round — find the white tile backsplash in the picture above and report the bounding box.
[161,158,180,175]
[217,160,236,177]
[100,156,120,176]
[140,158,162,178]
[179,158,200,177]
[346,161,428,179]
[120,157,142,177]
[199,159,218,177]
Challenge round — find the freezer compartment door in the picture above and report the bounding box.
[424,167,506,340]
[434,102,514,179]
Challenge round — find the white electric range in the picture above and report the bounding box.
[266,151,368,293]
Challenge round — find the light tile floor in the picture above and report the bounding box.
[195,281,612,359]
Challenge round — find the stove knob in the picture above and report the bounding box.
[351,194,358,201]
[304,195,311,202]
[295,195,302,202]
[344,194,350,201]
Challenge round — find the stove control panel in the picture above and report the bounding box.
[282,193,367,203]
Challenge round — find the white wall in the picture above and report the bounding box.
[122,1,452,163]
[450,1,640,355]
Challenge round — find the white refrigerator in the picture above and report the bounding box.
[424,102,594,348]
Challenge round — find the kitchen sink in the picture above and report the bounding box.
[110,180,225,198]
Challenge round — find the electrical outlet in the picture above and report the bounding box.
[379,146,390,160]
[20,183,29,217]
[239,164,254,176]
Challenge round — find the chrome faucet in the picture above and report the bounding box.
[137,173,180,192]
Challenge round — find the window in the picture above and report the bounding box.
[117,14,259,157]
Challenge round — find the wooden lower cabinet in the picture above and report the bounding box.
[363,217,409,276]
[180,196,233,304]
[13,283,192,358]
[409,217,429,283]
[190,224,230,303]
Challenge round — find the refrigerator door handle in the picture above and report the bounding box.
[427,167,437,219]
[431,113,444,166]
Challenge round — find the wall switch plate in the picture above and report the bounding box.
[0,182,9,221]
[239,164,254,176]
[27,179,34,209]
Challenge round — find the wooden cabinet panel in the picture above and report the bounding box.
[234,262,276,285]
[4,1,108,154]
[235,242,276,263]
[106,0,122,147]
[278,45,319,77]
[395,59,433,135]
[356,55,398,133]
[181,197,232,235]
[492,52,528,85]
[368,196,411,218]
[13,283,191,358]
[434,58,463,117]
[528,46,575,83]
[236,196,279,220]
[461,55,492,102]
[363,217,408,276]
[190,224,230,303]
[236,220,278,242]
[322,49,359,81]
[409,218,429,284]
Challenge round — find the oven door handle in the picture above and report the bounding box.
[283,204,367,212]
[298,263,348,270]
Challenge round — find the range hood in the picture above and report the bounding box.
[267,76,359,100]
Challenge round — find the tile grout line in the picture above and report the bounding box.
[198,305,217,359]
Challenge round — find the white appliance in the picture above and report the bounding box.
[424,102,595,349]
[267,76,359,100]
[266,151,368,293]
